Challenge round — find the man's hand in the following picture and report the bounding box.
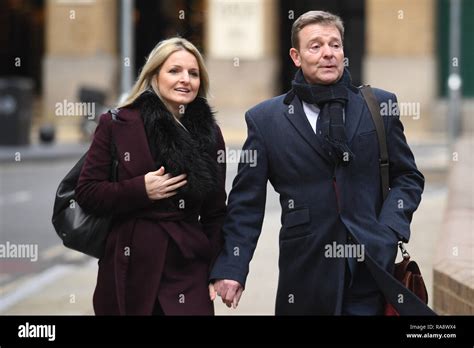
[209,279,244,309]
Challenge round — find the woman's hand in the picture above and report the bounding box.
[144,166,187,200]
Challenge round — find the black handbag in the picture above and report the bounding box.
[51,109,119,258]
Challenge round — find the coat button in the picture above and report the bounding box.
[348,235,353,242]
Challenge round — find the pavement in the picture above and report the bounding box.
[0,109,450,315]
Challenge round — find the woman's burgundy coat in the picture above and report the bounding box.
[75,106,226,315]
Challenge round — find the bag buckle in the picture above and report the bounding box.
[398,241,410,259]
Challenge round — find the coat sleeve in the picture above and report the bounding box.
[378,93,425,242]
[199,125,227,267]
[75,113,154,216]
[209,111,269,288]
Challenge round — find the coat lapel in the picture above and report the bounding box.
[284,95,332,164]
[345,89,365,144]
[284,88,365,162]
[112,108,156,177]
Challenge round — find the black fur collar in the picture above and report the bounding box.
[133,90,218,202]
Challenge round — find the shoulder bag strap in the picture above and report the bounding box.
[360,86,408,249]
[359,85,390,201]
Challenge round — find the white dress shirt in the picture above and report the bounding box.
[302,101,320,134]
[302,101,346,134]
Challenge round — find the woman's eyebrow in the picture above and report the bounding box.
[169,65,198,70]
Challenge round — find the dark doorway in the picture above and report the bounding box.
[134,0,205,76]
[0,0,45,94]
[278,0,365,93]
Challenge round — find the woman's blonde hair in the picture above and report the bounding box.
[118,37,209,108]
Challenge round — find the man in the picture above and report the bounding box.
[209,10,432,315]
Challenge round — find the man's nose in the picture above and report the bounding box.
[321,44,333,58]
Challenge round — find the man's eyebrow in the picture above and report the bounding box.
[308,36,342,43]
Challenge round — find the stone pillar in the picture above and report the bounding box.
[204,0,279,113]
[43,0,118,139]
[433,136,474,314]
[364,0,436,138]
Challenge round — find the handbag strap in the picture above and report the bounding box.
[359,86,389,201]
[108,109,120,182]
[109,108,119,121]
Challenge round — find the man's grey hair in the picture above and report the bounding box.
[291,10,344,50]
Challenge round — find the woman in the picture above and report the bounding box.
[75,37,227,315]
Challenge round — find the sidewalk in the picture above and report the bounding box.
[1,170,448,316]
[0,109,449,315]
[0,252,96,315]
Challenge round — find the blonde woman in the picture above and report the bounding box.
[76,38,227,315]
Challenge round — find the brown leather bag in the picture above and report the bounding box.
[360,86,429,316]
[384,242,429,316]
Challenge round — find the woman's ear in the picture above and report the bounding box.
[289,48,301,68]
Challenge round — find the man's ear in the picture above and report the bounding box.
[289,48,301,67]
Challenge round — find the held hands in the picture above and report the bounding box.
[144,166,187,200]
[209,279,244,309]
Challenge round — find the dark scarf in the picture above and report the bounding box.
[291,68,354,166]
[132,90,218,202]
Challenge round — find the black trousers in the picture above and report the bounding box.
[342,259,385,315]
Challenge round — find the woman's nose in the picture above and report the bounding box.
[180,72,190,83]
